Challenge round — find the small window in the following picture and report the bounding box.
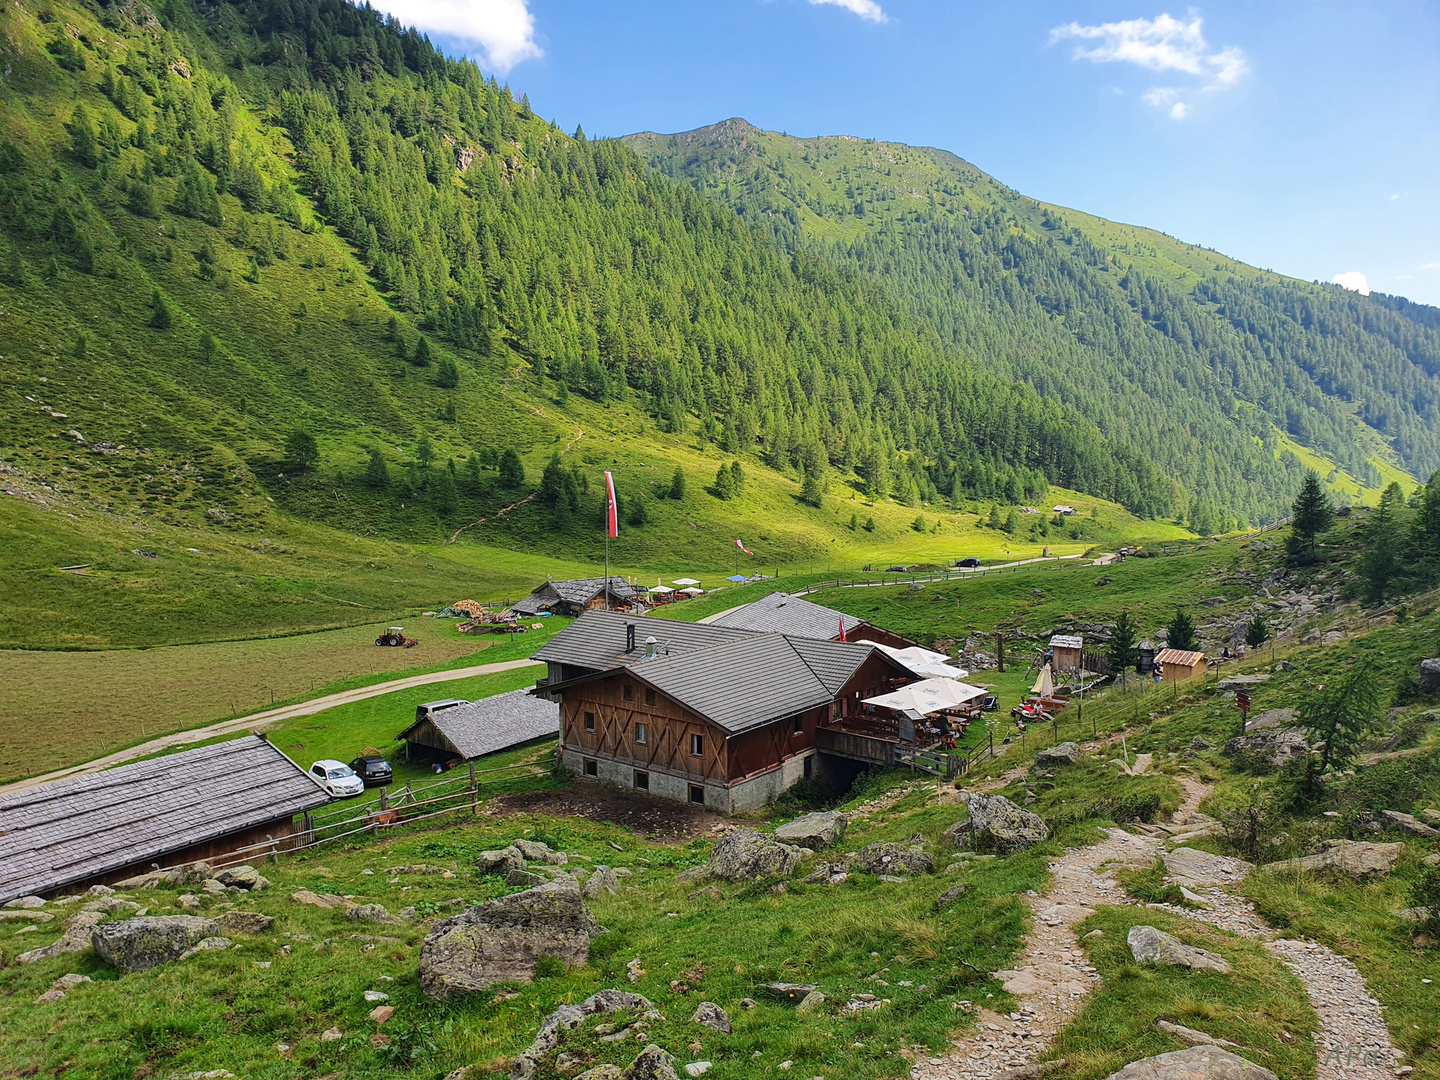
[635,722,648,745]
[689,784,705,805]
[634,770,649,790]
[583,758,598,777]
[584,711,595,732]
[623,684,633,702]
[644,688,657,706]
[690,733,704,757]
[793,715,804,734]
[803,755,813,779]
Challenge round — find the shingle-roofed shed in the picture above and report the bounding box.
[396,688,559,763]
[0,735,329,903]
[710,592,918,649]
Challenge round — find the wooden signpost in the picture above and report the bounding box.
[1235,690,1251,733]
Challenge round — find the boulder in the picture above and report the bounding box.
[801,862,850,886]
[1216,674,1270,692]
[112,868,188,890]
[475,846,526,876]
[945,794,1049,855]
[510,990,657,1079]
[514,839,552,861]
[82,897,144,916]
[3,896,47,909]
[694,830,802,883]
[507,868,548,888]
[850,842,933,876]
[215,911,275,936]
[1035,742,1083,767]
[1126,926,1230,973]
[1101,1046,1276,1080]
[1242,708,1293,733]
[577,1069,623,1080]
[935,884,968,910]
[1380,810,1440,838]
[690,1001,731,1033]
[17,909,108,964]
[291,889,354,910]
[420,878,600,999]
[583,866,621,899]
[92,915,220,973]
[622,1046,679,1080]
[1162,849,1251,890]
[1260,839,1402,878]
[774,811,848,851]
[757,982,817,1003]
[350,904,403,925]
[214,865,268,890]
[1221,727,1310,766]
[1419,658,1440,692]
[796,990,826,1015]
[177,936,232,962]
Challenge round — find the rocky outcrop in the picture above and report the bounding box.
[1162,848,1251,889]
[1126,926,1230,973]
[1379,810,1440,838]
[291,889,355,910]
[349,904,403,925]
[583,865,621,899]
[1101,1046,1276,1080]
[475,846,526,875]
[1221,727,1309,766]
[1216,674,1270,692]
[1419,658,1440,692]
[1260,839,1402,878]
[945,794,1049,855]
[849,842,933,876]
[509,989,657,1079]
[213,865,269,890]
[690,1001,730,1033]
[215,911,275,935]
[622,1046,679,1080]
[92,915,220,973]
[774,811,848,851]
[17,909,107,964]
[1242,708,1293,732]
[1034,742,1083,767]
[680,830,801,884]
[420,878,600,999]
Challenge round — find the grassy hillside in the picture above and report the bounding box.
[624,119,1436,527]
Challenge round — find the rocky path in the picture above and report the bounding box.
[911,775,1403,1080]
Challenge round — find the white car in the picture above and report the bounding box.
[309,759,365,797]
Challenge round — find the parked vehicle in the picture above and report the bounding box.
[886,565,909,573]
[349,756,393,788]
[308,759,365,797]
[956,557,980,568]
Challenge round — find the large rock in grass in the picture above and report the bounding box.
[92,915,219,973]
[683,830,801,884]
[419,878,599,1000]
[1102,1046,1276,1080]
[1127,926,1230,973]
[623,1046,680,1080]
[475,846,526,876]
[774,811,847,851]
[1162,848,1251,890]
[213,865,268,890]
[1419,658,1440,692]
[1221,728,1309,766]
[510,989,656,1079]
[1034,742,1083,767]
[945,794,1049,855]
[17,909,107,964]
[1259,839,1402,879]
[850,842,933,876]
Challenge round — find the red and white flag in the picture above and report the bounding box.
[603,471,619,539]
[734,539,753,555]
[838,617,847,643]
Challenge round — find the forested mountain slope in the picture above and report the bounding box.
[624,119,1440,531]
[0,0,1190,567]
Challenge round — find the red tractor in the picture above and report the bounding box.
[375,626,418,648]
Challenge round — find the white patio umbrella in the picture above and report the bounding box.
[1031,663,1055,698]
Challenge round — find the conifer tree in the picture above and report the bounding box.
[435,355,459,388]
[987,504,1002,529]
[1286,470,1332,566]
[1107,610,1140,687]
[284,430,319,470]
[800,468,823,507]
[498,448,525,488]
[669,466,686,501]
[1299,663,1382,794]
[1166,608,1196,652]
[713,462,735,500]
[1245,613,1269,651]
[149,288,173,330]
[432,466,458,514]
[1409,473,1440,587]
[1359,482,1404,602]
[67,104,97,168]
[365,447,389,488]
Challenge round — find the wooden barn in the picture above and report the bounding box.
[0,735,330,903]
[1049,634,1084,673]
[396,688,559,764]
[531,610,917,812]
[512,577,649,618]
[710,591,919,650]
[1155,647,1207,683]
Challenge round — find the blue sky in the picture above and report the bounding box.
[376,1,1440,306]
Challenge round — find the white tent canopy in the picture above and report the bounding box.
[671,578,702,586]
[863,678,987,716]
[677,587,704,595]
[649,585,675,594]
[871,642,969,681]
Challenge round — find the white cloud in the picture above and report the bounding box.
[1050,12,1247,120]
[809,0,889,24]
[1423,262,1440,271]
[1332,272,1371,296]
[370,0,541,74]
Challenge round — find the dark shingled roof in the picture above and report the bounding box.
[0,735,329,903]
[513,577,648,615]
[710,592,863,640]
[396,688,559,759]
[532,609,754,673]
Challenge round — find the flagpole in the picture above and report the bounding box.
[604,534,610,611]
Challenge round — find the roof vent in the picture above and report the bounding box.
[626,623,636,652]
[645,636,657,659]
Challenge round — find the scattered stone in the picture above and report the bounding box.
[623,1045,679,1080]
[84,885,116,897]
[370,1004,395,1025]
[1419,659,1440,692]
[365,990,390,1002]
[419,878,600,999]
[774,811,848,851]
[1216,674,1270,692]
[320,1027,342,1041]
[349,903,403,925]
[741,997,758,1009]
[1380,810,1440,838]
[176,937,232,962]
[475,846,526,875]
[34,972,92,1003]
[690,1001,731,1033]
[584,865,621,898]
[507,868,548,888]
[796,990,826,1015]
[1260,839,1402,878]
[801,862,850,886]
[17,909,107,964]
[291,889,354,910]
[685,829,802,884]
[1127,925,1231,973]
[997,1062,1068,1080]
[0,909,54,922]
[684,1063,712,1078]
[177,894,202,910]
[1035,742,1083,767]
[935,884,968,910]
[514,839,552,861]
[1163,848,1251,889]
[1222,727,1309,765]
[92,916,221,973]
[1100,1046,1275,1080]
[757,982,817,1003]
[1083,929,1104,940]
[215,911,275,936]
[945,794,1049,855]
[1242,708,1293,732]
[1152,1020,1241,1048]
[201,879,229,895]
[576,1068,623,1080]
[4,896,47,909]
[213,866,268,890]
[510,989,658,1079]
[1189,737,1210,750]
[850,842,934,876]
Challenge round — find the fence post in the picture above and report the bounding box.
[470,761,478,815]
[380,786,387,812]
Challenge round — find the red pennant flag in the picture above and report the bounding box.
[838,617,847,643]
[603,471,618,539]
[734,539,753,555]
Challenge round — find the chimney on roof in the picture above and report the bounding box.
[626,623,636,652]
[645,636,657,659]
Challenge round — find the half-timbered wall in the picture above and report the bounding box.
[559,675,727,785]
